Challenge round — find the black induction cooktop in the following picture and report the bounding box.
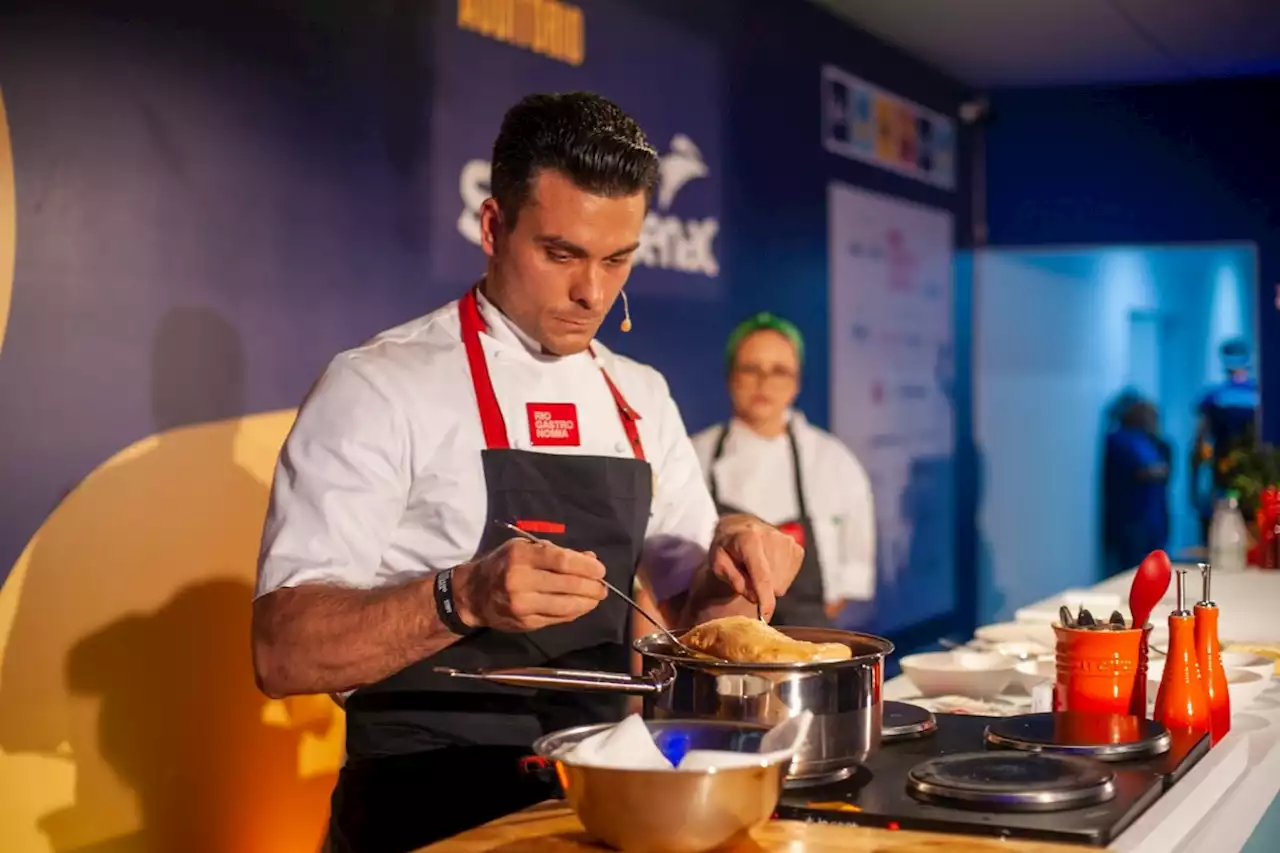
[774,712,1209,846]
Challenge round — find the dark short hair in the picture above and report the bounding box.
[490,92,659,226]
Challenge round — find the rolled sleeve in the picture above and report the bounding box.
[255,355,411,599]
[641,383,716,603]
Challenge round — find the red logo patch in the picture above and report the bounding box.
[778,520,807,549]
[527,403,580,447]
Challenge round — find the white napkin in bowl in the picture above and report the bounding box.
[558,714,673,770]
[676,711,813,771]
[556,712,814,772]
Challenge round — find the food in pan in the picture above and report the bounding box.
[679,615,853,664]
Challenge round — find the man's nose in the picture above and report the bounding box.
[569,264,607,310]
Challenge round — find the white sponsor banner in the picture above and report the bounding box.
[828,181,955,629]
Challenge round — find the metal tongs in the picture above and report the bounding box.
[491,521,724,663]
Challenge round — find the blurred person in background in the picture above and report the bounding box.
[1191,337,1259,543]
[1103,394,1171,576]
[691,313,875,626]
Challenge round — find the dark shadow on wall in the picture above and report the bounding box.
[0,308,335,853]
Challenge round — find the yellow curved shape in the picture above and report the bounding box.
[0,85,14,357]
[0,409,344,853]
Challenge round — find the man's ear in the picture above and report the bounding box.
[479,198,503,258]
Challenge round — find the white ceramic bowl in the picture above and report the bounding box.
[900,651,1018,698]
[974,622,1056,651]
[1220,651,1276,680]
[1013,657,1057,692]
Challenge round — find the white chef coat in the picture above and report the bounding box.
[690,413,875,604]
[256,291,717,604]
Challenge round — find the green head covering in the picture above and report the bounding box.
[724,312,805,371]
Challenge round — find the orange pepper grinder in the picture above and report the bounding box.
[1154,567,1212,734]
[1194,561,1231,744]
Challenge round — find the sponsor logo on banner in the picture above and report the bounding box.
[639,134,718,277]
[457,133,719,278]
[885,228,917,291]
[527,403,580,446]
[455,0,585,67]
[820,64,956,191]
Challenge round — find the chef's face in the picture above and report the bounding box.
[480,169,646,355]
[729,330,800,427]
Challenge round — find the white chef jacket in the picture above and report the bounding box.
[256,291,717,604]
[690,413,876,604]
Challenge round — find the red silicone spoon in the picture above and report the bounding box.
[1131,550,1173,630]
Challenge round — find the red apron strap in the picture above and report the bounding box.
[591,348,647,462]
[458,288,510,450]
[460,286,647,460]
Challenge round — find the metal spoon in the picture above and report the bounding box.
[1059,605,1076,628]
[493,521,722,661]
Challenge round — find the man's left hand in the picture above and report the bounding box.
[705,514,804,621]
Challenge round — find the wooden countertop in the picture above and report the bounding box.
[419,801,1093,852]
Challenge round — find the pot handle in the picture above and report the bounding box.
[433,661,676,695]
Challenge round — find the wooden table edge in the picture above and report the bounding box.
[417,800,1099,852]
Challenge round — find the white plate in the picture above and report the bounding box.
[1146,668,1271,714]
[974,622,1056,650]
[906,694,1031,717]
[1219,651,1276,679]
[1015,590,1124,625]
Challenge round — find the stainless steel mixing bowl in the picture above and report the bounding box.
[532,719,787,853]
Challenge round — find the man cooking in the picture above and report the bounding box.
[251,92,803,853]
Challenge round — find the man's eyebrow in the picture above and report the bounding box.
[533,235,588,256]
[606,242,642,258]
[533,236,642,259]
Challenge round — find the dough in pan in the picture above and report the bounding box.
[681,615,853,664]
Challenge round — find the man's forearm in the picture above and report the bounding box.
[252,576,464,698]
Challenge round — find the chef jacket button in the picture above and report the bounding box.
[615,442,626,453]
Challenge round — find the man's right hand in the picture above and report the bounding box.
[452,538,608,632]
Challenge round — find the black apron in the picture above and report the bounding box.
[329,288,654,852]
[709,422,829,627]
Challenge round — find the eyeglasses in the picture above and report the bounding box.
[732,365,798,384]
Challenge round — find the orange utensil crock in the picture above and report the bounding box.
[1054,622,1151,717]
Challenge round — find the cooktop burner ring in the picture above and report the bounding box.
[784,765,856,789]
[907,752,1117,813]
[984,712,1172,761]
[882,701,937,742]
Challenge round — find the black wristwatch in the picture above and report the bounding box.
[433,568,477,636]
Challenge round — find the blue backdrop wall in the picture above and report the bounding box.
[0,2,972,850]
[984,76,1279,440]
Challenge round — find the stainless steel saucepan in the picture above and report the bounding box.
[436,626,894,785]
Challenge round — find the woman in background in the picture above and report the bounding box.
[691,313,876,626]
[1103,396,1171,577]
